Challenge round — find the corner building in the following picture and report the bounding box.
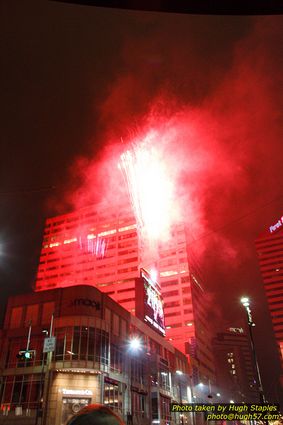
[34,203,214,385]
[0,285,190,425]
[255,214,283,384]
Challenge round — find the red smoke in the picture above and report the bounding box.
[56,15,283,320]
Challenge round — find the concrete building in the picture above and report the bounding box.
[255,214,283,383]
[212,327,259,402]
[34,203,215,385]
[0,285,190,425]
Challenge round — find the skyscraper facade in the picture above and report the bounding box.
[255,214,283,382]
[212,328,259,402]
[35,202,214,384]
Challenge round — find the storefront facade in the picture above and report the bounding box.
[0,285,190,425]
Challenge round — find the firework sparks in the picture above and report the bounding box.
[119,131,176,248]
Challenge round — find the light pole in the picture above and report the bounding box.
[127,337,142,425]
[240,297,266,403]
[175,371,197,425]
[176,371,184,425]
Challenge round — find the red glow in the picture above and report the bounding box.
[119,130,179,248]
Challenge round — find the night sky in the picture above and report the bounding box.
[1,0,283,401]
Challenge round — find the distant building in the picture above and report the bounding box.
[34,203,215,385]
[212,328,259,402]
[255,214,283,384]
[0,285,190,425]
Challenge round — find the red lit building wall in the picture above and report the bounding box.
[35,203,214,383]
[255,216,283,376]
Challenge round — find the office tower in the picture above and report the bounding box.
[35,202,214,383]
[212,327,259,402]
[255,214,283,382]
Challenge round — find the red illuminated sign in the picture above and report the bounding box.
[135,268,165,336]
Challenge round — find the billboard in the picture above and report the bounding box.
[135,268,165,336]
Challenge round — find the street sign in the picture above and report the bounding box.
[43,336,56,353]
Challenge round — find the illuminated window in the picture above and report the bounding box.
[118,224,136,232]
[98,229,116,237]
[160,271,178,277]
[63,237,77,244]
[104,381,123,412]
[160,369,170,391]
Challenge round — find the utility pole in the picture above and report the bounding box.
[240,298,266,403]
[41,314,54,425]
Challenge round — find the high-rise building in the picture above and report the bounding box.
[34,202,214,384]
[255,214,283,382]
[212,327,259,402]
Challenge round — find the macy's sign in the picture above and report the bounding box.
[72,298,100,310]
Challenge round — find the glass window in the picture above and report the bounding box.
[80,327,88,359]
[120,319,127,338]
[10,307,23,329]
[110,344,123,374]
[104,381,123,414]
[160,395,171,421]
[132,392,147,420]
[42,302,55,324]
[52,326,110,365]
[12,375,27,404]
[160,369,170,391]
[55,329,65,361]
[105,308,111,324]
[100,330,109,366]
[151,395,158,420]
[25,305,39,327]
[72,326,80,360]
[88,327,95,361]
[113,314,119,336]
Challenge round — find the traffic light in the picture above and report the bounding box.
[16,350,34,360]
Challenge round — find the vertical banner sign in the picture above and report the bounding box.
[135,268,166,336]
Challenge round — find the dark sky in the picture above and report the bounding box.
[1,0,283,401]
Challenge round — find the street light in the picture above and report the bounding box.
[127,336,144,423]
[175,371,184,425]
[128,337,142,352]
[240,296,266,403]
